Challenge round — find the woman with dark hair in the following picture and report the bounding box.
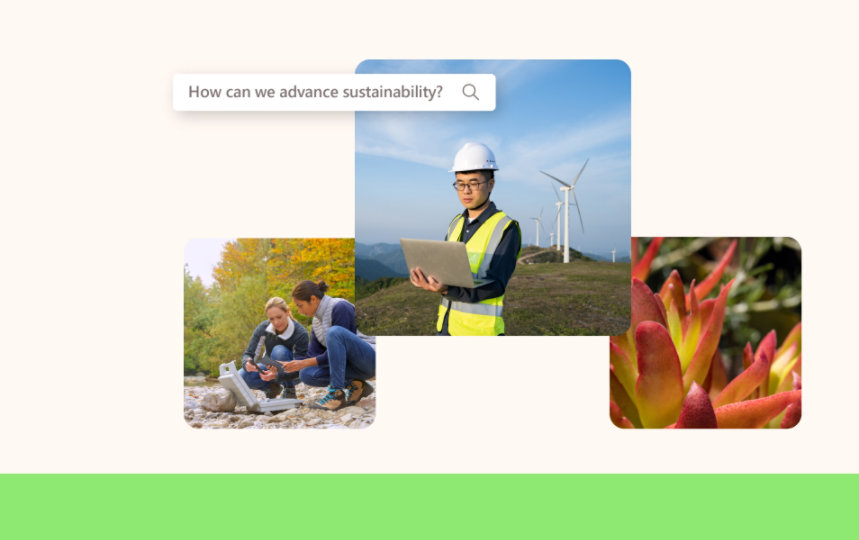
[281,280,376,411]
[239,296,309,399]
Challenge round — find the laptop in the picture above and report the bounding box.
[400,238,492,288]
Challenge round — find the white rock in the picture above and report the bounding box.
[338,406,365,418]
[201,389,237,412]
[184,398,200,410]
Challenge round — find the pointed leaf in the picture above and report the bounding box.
[610,333,635,365]
[697,298,716,329]
[610,401,635,429]
[665,301,684,354]
[683,280,733,392]
[742,342,754,371]
[610,369,642,428]
[740,343,758,398]
[677,283,702,370]
[770,340,799,395]
[659,270,687,319]
[676,382,718,428]
[634,321,685,428]
[690,239,737,302]
[781,400,802,429]
[714,390,801,428]
[610,341,637,400]
[793,354,802,377]
[632,237,663,281]
[631,278,667,331]
[708,349,729,399]
[714,350,771,408]
[776,322,801,359]
[773,354,800,395]
[755,331,777,371]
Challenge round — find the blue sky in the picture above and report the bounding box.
[355,60,631,258]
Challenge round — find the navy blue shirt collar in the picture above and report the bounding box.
[457,201,499,243]
[460,200,498,226]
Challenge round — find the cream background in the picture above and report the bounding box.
[1,1,856,472]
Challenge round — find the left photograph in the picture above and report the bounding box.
[183,238,376,429]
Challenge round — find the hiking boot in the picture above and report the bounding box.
[311,386,348,411]
[280,386,297,400]
[264,382,282,399]
[346,380,374,403]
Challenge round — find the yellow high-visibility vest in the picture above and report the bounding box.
[436,211,518,336]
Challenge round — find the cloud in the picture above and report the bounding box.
[357,109,630,186]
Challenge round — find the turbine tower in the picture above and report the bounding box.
[530,208,545,247]
[551,184,563,251]
[541,159,589,263]
[611,247,616,263]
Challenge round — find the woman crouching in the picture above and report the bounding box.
[280,280,376,410]
[239,297,309,399]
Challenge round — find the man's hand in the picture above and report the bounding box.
[410,267,445,293]
[282,357,318,372]
[258,367,277,381]
[244,360,258,372]
[281,359,309,373]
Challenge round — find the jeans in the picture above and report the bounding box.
[299,326,376,389]
[238,345,298,389]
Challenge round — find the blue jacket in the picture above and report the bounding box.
[298,301,356,367]
[242,319,309,362]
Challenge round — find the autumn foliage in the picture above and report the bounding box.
[184,238,355,375]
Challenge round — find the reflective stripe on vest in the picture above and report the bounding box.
[437,211,513,336]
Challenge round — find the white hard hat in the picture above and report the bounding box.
[449,142,499,173]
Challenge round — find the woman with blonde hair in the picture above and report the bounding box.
[239,296,309,399]
[281,280,375,411]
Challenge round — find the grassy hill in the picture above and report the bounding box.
[518,245,592,264]
[356,258,631,336]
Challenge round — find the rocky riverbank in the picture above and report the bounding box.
[183,382,375,429]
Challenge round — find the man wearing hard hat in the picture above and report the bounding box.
[410,142,522,335]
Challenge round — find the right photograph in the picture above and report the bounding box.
[610,237,802,429]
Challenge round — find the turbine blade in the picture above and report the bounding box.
[571,159,589,187]
[551,183,562,202]
[572,189,584,232]
[540,170,570,188]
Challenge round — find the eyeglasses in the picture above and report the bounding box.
[452,180,488,191]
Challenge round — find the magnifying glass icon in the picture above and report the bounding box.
[462,83,479,101]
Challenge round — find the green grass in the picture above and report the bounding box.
[356,260,631,336]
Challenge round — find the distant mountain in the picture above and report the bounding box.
[355,243,409,278]
[356,257,407,281]
[356,242,400,257]
[583,252,608,262]
[583,252,631,263]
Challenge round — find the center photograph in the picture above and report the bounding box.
[355,59,632,336]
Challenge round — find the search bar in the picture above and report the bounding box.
[173,74,496,111]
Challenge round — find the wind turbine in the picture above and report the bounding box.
[530,208,545,247]
[550,184,563,251]
[611,247,616,263]
[541,159,589,263]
